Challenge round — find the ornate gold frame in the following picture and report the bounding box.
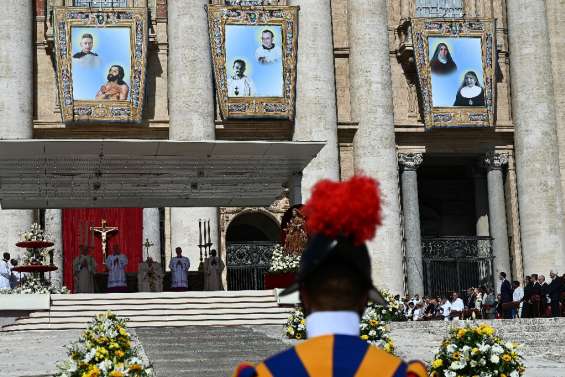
[207,5,299,120]
[53,7,148,123]
[411,19,496,129]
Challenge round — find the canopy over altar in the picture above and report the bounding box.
[0,140,323,209]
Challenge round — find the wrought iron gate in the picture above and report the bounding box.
[422,236,494,298]
[226,241,277,290]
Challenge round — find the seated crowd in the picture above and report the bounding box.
[396,270,565,321]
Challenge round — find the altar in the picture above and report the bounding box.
[93,271,204,293]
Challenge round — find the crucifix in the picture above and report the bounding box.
[143,238,154,260]
[90,219,118,259]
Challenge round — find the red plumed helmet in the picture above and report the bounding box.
[302,175,382,246]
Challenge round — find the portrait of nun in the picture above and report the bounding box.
[430,42,457,75]
[453,71,485,106]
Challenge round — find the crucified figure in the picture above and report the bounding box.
[90,219,118,259]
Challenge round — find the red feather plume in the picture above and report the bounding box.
[302,175,382,245]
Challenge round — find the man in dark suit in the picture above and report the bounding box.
[548,271,563,317]
[539,275,550,316]
[499,272,513,319]
[530,274,542,317]
[521,275,533,318]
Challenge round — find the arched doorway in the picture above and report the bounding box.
[226,210,280,290]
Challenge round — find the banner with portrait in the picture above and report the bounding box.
[207,5,299,120]
[412,19,496,129]
[53,7,148,123]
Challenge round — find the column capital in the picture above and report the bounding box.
[398,153,424,171]
[484,152,509,171]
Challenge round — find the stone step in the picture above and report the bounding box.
[3,318,287,331]
[15,312,290,324]
[51,296,277,306]
[3,290,287,332]
[51,290,275,300]
[29,307,290,318]
[49,301,280,311]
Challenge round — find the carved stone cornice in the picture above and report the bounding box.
[398,153,424,171]
[484,152,509,171]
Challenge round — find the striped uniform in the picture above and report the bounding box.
[233,334,428,377]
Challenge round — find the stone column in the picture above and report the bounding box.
[398,153,424,296]
[45,209,63,288]
[546,1,565,220]
[289,0,339,202]
[142,208,161,263]
[484,153,511,287]
[0,1,34,261]
[507,1,565,274]
[168,0,218,272]
[288,173,302,206]
[349,0,404,294]
[473,168,490,237]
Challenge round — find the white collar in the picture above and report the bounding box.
[460,85,481,98]
[306,311,360,338]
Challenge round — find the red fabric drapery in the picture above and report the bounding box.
[63,208,143,291]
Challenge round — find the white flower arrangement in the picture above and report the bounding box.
[0,276,69,294]
[19,222,54,265]
[430,323,525,377]
[56,312,153,377]
[21,222,50,242]
[368,288,405,322]
[269,244,300,274]
[285,304,395,354]
[285,305,306,340]
[360,305,395,354]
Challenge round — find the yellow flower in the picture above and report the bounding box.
[300,319,305,325]
[500,374,507,377]
[115,350,125,358]
[129,363,143,372]
[452,351,461,360]
[360,334,369,341]
[369,319,379,326]
[384,342,394,353]
[431,359,443,369]
[81,366,101,377]
[457,329,467,339]
[502,354,512,362]
[477,323,495,336]
[109,371,124,377]
[295,333,302,340]
[471,347,479,354]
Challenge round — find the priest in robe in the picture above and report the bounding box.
[137,256,163,292]
[106,244,128,293]
[204,249,224,291]
[0,252,12,289]
[73,246,96,293]
[169,247,190,291]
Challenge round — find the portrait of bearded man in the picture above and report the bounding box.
[96,65,129,100]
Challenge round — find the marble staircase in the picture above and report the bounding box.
[2,290,291,331]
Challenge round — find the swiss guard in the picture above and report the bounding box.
[233,176,427,377]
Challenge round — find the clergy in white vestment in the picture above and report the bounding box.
[204,249,224,291]
[169,247,190,291]
[73,246,96,293]
[0,253,12,289]
[106,245,128,293]
[138,257,163,292]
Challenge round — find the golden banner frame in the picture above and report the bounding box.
[207,5,299,120]
[53,7,148,123]
[411,19,496,129]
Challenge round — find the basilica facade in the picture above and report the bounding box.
[0,0,564,296]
